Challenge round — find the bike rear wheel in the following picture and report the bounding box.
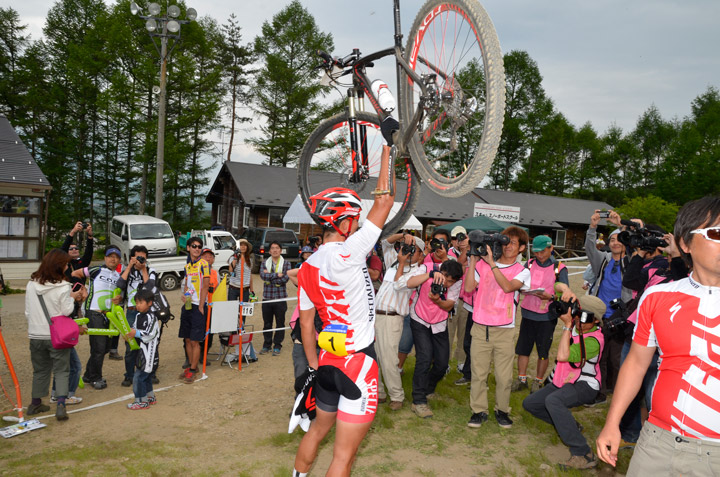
[402,0,505,197]
[297,111,419,239]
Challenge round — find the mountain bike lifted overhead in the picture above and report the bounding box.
[298,0,505,237]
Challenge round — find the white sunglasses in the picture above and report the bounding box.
[690,227,720,243]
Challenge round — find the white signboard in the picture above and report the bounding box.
[473,203,521,223]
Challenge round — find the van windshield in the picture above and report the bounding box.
[129,223,174,240]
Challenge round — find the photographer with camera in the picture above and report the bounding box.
[522,289,607,470]
[405,256,463,418]
[597,196,720,474]
[447,226,471,379]
[116,245,159,387]
[61,221,94,313]
[513,235,569,394]
[374,235,425,410]
[448,226,469,265]
[585,210,632,404]
[464,226,531,429]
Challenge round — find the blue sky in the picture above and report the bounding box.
[12,0,720,177]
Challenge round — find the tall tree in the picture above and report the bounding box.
[630,104,676,192]
[247,0,333,167]
[221,13,253,162]
[0,7,30,121]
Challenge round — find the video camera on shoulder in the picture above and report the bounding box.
[549,298,596,324]
[467,230,509,261]
[617,220,667,252]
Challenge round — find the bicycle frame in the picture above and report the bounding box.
[339,0,439,183]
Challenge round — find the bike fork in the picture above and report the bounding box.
[347,88,369,184]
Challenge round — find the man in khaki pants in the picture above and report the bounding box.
[374,236,424,410]
[463,226,531,429]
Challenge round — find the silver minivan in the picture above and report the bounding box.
[110,215,177,262]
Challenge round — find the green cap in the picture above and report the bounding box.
[531,235,553,252]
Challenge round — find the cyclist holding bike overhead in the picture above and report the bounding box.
[292,142,395,477]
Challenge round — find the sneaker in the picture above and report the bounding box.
[65,396,83,405]
[259,348,270,355]
[584,393,607,407]
[247,357,258,363]
[121,378,133,387]
[511,377,528,392]
[561,452,597,470]
[272,348,281,356]
[495,410,513,429]
[147,396,157,406]
[151,376,160,385]
[49,395,57,403]
[530,379,542,394]
[454,377,471,386]
[27,402,50,415]
[457,362,465,373]
[108,351,123,361]
[411,403,433,419]
[183,369,197,384]
[127,401,149,410]
[389,401,403,411]
[55,403,68,421]
[467,412,488,428]
[92,379,107,390]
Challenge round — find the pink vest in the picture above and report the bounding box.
[471,261,524,326]
[551,327,604,388]
[521,260,566,314]
[410,264,449,325]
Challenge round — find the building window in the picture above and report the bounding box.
[232,206,240,229]
[0,195,43,260]
[555,229,566,248]
[217,204,224,224]
[284,222,301,233]
[243,207,250,227]
[268,208,284,228]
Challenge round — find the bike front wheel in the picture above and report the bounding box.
[297,112,419,239]
[402,0,505,197]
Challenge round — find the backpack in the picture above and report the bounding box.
[149,286,174,327]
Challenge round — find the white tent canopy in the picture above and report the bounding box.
[283,194,422,231]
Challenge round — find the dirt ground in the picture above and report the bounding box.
[0,269,628,476]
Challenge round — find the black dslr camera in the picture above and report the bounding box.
[429,238,449,252]
[617,220,667,252]
[454,232,467,242]
[603,298,632,336]
[135,255,146,264]
[401,243,416,256]
[430,282,447,300]
[467,230,510,261]
[549,298,596,324]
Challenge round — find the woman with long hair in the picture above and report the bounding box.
[25,249,82,421]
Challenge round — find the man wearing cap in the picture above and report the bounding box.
[447,226,471,382]
[374,234,425,410]
[513,235,569,393]
[72,245,124,390]
[522,289,607,470]
[585,210,632,404]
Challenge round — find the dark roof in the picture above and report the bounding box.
[0,114,51,189]
[207,162,612,228]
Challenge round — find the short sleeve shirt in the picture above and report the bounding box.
[633,275,720,441]
[184,258,210,306]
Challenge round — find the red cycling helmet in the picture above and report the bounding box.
[308,187,363,237]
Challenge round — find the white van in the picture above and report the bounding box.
[110,215,177,262]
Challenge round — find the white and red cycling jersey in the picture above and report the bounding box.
[297,221,381,354]
[633,274,720,441]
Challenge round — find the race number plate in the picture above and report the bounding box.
[318,323,349,357]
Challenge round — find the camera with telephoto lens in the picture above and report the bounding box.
[603,298,631,335]
[467,230,510,261]
[135,255,146,264]
[455,232,467,242]
[617,220,667,252]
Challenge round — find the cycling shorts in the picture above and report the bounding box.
[315,344,378,423]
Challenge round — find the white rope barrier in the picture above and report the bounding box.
[557,256,589,263]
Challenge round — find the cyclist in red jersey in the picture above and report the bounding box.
[597,196,720,474]
[292,146,395,477]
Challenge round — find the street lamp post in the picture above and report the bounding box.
[130,2,197,219]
